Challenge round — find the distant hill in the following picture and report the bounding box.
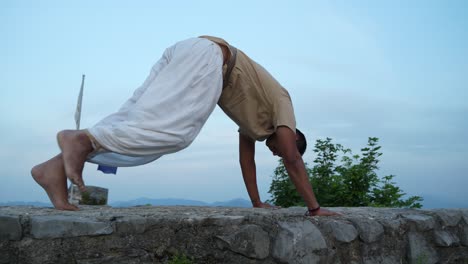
[0,198,252,208]
[0,201,53,207]
[110,197,251,208]
[3,196,465,209]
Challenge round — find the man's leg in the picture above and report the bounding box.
[37,37,223,209]
[88,37,223,157]
[31,154,78,210]
[57,130,94,192]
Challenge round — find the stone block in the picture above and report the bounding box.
[272,220,326,263]
[349,217,384,243]
[217,224,270,259]
[434,230,460,247]
[461,209,468,225]
[462,226,468,246]
[31,215,113,239]
[433,209,462,227]
[363,255,401,264]
[324,220,358,243]
[0,215,22,240]
[378,218,405,235]
[208,215,244,226]
[0,244,17,264]
[403,214,435,231]
[115,216,147,234]
[407,232,438,264]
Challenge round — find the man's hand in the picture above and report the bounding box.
[308,207,342,217]
[253,202,280,209]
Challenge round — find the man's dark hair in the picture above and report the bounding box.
[296,128,307,156]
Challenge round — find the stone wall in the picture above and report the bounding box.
[1,206,467,264]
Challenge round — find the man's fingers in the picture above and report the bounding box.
[308,208,342,217]
[260,203,280,209]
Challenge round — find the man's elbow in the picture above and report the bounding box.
[281,152,302,167]
[239,155,255,166]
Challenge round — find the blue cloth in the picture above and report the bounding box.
[87,151,161,167]
[97,165,118,174]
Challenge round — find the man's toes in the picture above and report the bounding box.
[71,180,86,193]
[59,204,79,211]
[74,178,86,192]
[78,184,87,193]
[68,204,79,211]
[69,175,85,189]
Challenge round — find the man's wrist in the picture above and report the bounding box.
[305,206,321,216]
[251,200,262,207]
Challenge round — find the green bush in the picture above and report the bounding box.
[268,137,423,208]
[168,253,194,264]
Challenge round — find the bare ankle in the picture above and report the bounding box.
[76,131,94,151]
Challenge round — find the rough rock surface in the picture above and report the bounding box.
[68,185,109,205]
[0,206,467,264]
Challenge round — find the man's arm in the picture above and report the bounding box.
[239,133,274,208]
[274,126,339,216]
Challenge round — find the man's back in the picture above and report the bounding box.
[200,35,296,141]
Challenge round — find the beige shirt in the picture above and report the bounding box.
[200,36,296,141]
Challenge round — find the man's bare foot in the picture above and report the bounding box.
[57,130,93,192]
[31,154,78,211]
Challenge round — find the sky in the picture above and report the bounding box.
[1,0,467,208]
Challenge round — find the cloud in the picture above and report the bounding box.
[293,85,468,144]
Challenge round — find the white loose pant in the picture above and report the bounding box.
[86,37,223,167]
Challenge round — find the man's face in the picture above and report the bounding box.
[266,131,301,157]
[266,134,279,156]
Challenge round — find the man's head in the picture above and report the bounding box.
[265,128,307,156]
[295,128,307,156]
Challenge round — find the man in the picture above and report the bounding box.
[31,36,338,216]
